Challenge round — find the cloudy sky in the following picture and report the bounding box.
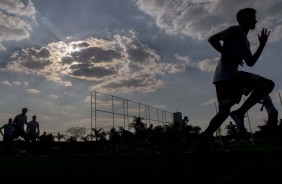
[0,0,281,138]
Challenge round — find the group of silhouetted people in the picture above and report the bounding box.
[0,107,40,155]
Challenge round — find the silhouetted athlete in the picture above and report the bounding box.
[0,118,14,143]
[259,94,279,141]
[12,107,29,141]
[195,8,274,151]
[179,116,189,143]
[26,115,40,142]
[259,95,278,127]
[0,118,14,155]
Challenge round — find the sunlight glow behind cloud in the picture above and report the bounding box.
[6,31,184,94]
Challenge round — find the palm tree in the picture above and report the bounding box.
[162,123,177,144]
[117,126,134,148]
[129,116,146,142]
[151,125,164,146]
[91,128,104,141]
[129,116,146,132]
[55,132,65,142]
[191,126,202,135]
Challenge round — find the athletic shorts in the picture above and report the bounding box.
[214,71,263,109]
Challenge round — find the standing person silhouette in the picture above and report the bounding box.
[259,94,279,141]
[12,107,29,141]
[179,116,189,143]
[26,115,40,143]
[195,8,274,151]
[0,118,15,155]
[0,118,14,143]
[259,95,278,127]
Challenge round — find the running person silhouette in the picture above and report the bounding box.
[195,8,274,151]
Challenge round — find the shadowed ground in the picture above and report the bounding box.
[0,142,281,183]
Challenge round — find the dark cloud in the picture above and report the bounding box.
[21,59,51,70]
[109,78,145,88]
[71,47,122,63]
[12,47,51,70]
[61,56,75,65]
[127,42,155,63]
[70,65,117,78]
[38,47,50,58]
[76,42,90,48]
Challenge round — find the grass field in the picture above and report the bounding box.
[0,142,282,183]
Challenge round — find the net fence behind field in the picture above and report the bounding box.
[90,91,173,135]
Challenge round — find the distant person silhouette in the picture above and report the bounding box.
[0,118,14,155]
[0,118,14,142]
[39,131,47,142]
[146,124,154,143]
[195,8,274,151]
[259,95,278,127]
[12,107,29,141]
[259,94,279,141]
[26,115,40,142]
[179,116,189,143]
